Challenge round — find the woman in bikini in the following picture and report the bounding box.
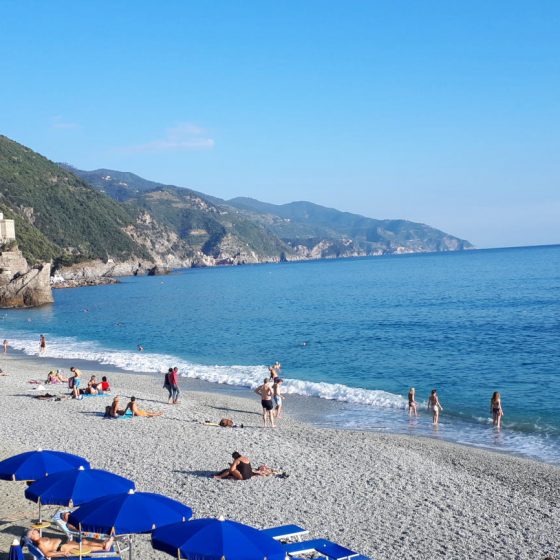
[427,389,443,424]
[408,387,418,417]
[490,391,503,429]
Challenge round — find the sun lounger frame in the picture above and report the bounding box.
[284,538,360,560]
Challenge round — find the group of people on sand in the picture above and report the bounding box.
[67,367,111,399]
[105,395,163,418]
[254,361,285,428]
[45,367,111,398]
[408,387,504,428]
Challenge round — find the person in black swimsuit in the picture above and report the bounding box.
[213,451,254,480]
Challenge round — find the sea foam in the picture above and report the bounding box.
[8,334,407,410]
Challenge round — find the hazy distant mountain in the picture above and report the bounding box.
[67,166,473,262]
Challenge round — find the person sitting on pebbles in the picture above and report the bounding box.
[213,452,254,480]
[26,528,114,558]
[125,396,163,417]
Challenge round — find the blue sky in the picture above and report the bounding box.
[1,1,559,248]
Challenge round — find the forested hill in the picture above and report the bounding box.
[0,133,472,275]
[0,136,150,265]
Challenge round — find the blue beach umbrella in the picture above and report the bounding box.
[8,539,24,560]
[68,490,193,535]
[25,466,135,507]
[151,517,286,560]
[0,450,90,481]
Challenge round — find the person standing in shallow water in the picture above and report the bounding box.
[408,387,418,417]
[490,391,504,429]
[39,334,46,354]
[427,389,443,424]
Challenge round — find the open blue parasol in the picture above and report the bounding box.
[151,517,286,560]
[25,466,135,507]
[68,490,192,535]
[0,450,90,481]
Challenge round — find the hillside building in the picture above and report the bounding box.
[0,213,15,243]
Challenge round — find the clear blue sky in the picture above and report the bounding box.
[1,1,559,248]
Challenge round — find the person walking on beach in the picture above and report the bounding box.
[255,378,275,427]
[163,368,173,403]
[427,389,443,424]
[3,339,8,353]
[168,366,180,404]
[490,391,504,429]
[273,378,285,419]
[408,387,418,417]
[39,334,46,354]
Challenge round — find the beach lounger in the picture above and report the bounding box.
[261,524,309,542]
[284,538,360,560]
[22,537,122,560]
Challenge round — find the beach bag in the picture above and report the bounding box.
[219,418,234,428]
[68,377,74,389]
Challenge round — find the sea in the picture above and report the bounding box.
[3,245,560,464]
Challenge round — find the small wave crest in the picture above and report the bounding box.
[8,334,407,410]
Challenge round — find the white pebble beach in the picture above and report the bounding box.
[0,353,558,560]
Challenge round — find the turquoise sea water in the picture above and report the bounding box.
[4,245,560,463]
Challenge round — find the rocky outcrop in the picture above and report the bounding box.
[0,262,53,307]
[53,277,119,289]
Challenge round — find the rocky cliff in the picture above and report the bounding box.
[0,251,53,307]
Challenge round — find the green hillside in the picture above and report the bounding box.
[69,166,473,260]
[63,167,289,259]
[0,136,150,265]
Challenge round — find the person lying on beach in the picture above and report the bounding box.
[125,396,163,417]
[26,528,114,558]
[46,370,67,384]
[105,395,125,418]
[213,452,254,480]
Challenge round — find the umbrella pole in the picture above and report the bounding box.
[129,535,133,560]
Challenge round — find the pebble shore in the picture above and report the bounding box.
[0,353,558,560]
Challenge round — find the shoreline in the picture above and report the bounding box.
[0,353,559,559]
[3,345,559,467]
